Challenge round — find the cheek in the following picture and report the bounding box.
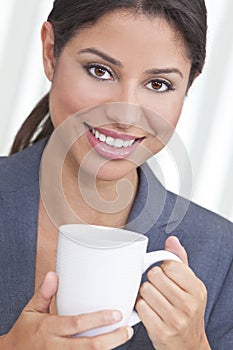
[161,94,184,124]
[146,97,184,130]
[49,60,112,126]
[50,79,117,127]
[143,95,185,149]
[167,98,184,127]
[140,85,185,124]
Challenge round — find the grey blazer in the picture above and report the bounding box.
[0,139,233,349]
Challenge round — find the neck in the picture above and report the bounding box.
[60,153,139,228]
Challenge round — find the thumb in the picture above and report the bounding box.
[165,236,188,265]
[27,271,58,313]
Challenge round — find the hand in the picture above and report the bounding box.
[2,272,133,350]
[136,236,211,350]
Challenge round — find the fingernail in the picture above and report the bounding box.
[112,311,122,321]
[172,236,180,243]
[127,327,134,338]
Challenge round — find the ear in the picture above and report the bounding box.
[41,21,55,81]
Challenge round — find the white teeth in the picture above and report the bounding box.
[91,128,135,148]
[123,140,130,147]
[106,136,115,146]
[95,130,100,139]
[129,140,135,146]
[123,140,135,147]
[114,139,124,148]
[99,133,106,142]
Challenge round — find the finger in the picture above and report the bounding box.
[147,264,205,312]
[136,297,164,338]
[165,236,188,265]
[161,261,205,296]
[26,271,58,313]
[147,266,190,306]
[61,326,134,350]
[139,281,175,321]
[47,310,123,336]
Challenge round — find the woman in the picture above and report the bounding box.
[0,0,232,349]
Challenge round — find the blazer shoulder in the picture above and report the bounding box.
[164,189,233,240]
[0,139,47,194]
[185,196,232,235]
[138,163,233,242]
[165,191,233,271]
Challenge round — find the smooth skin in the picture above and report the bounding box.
[1,10,211,350]
[43,11,191,182]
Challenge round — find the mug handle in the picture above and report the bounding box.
[128,250,182,326]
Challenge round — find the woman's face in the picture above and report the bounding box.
[42,10,192,180]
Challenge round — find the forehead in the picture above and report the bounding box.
[67,10,191,70]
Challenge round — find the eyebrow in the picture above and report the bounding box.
[145,68,183,79]
[78,47,183,78]
[78,47,123,68]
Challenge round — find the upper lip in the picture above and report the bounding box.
[85,123,145,141]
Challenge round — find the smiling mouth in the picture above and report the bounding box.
[85,123,145,160]
[86,123,145,149]
[91,128,137,148]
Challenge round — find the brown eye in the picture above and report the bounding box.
[151,81,163,90]
[95,67,106,77]
[86,64,113,80]
[146,79,173,93]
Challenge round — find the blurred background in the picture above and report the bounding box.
[0,0,232,222]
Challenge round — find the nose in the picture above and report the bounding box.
[105,102,143,129]
[105,81,142,127]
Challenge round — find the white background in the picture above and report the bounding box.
[0,0,232,221]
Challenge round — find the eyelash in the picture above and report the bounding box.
[83,63,175,93]
[146,79,175,93]
[83,63,115,81]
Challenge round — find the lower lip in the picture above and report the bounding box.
[86,129,141,160]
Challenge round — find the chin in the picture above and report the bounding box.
[93,159,138,182]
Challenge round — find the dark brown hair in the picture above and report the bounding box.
[10,0,207,154]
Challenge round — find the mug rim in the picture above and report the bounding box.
[58,224,147,250]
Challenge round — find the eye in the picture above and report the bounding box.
[84,64,114,81]
[146,79,174,93]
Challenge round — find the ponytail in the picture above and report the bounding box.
[10,93,54,155]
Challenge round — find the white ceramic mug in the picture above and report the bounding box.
[56,224,181,336]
